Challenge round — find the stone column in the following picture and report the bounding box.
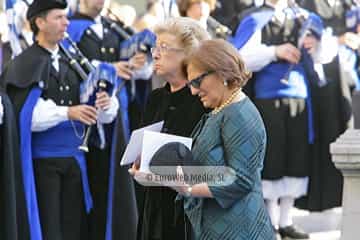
[330,129,360,240]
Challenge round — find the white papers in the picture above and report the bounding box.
[140,131,192,172]
[120,121,164,166]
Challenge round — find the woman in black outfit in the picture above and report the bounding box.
[135,17,210,240]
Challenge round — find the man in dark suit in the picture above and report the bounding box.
[67,0,145,239]
[3,0,118,239]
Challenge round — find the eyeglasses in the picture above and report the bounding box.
[150,43,184,55]
[187,71,215,89]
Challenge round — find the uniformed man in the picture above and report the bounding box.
[2,0,119,239]
[67,0,143,239]
[236,0,328,239]
[295,0,358,212]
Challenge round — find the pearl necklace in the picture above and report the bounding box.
[211,88,242,115]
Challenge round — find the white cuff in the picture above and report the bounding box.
[240,45,277,72]
[98,96,119,124]
[268,46,277,62]
[58,106,69,120]
[31,98,69,132]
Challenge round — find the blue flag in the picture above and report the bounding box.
[228,10,274,49]
[4,0,32,57]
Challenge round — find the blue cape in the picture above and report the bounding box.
[19,87,42,240]
[19,87,94,240]
[66,18,94,45]
[228,10,274,49]
[66,19,134,237]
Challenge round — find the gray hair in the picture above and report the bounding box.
[154,17,211,55]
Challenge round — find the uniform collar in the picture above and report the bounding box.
[45,45,60,58]
[94,15,102,24]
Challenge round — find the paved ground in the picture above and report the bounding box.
[292,207,342,240]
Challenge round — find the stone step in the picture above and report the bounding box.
[292,207,342,240]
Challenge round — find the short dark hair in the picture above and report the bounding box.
[185,39,252,88]
[146,0,159,11]
[177,0,216,17]
[29,10,49,36]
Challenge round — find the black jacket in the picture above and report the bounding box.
[0,91,29,240]
[139,84,206,240]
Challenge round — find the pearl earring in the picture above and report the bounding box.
[223,80,228,86]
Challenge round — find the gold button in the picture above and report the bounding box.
[60,99,64,105]
[109,48,115,54]
[65,85,70,91]
[69,100,73,105]
[86,29,91,35]
[101,47,106,53]
[59,86,64,91]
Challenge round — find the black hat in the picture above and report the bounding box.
[27,0,68,20]
[149,142,198,181]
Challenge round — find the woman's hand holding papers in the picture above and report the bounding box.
[128,156,141,176]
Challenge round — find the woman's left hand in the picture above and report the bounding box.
[170,183,191,196]
[168,166,191,195]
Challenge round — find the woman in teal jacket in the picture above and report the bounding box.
[173,39,275,240]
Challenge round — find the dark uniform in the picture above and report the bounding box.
[245,5,312,180]
[1,2,104,240]
[71,13,123,63]
[298,0,354,36]
[295,0,356,211]
[236,4,324,238]
[211,0,255,33]
[0,91,29,240]
[1,42,12,72]
[139,84,206,240]
[1,35,32,72]
[68,12,138,240]
[4,41,90,240]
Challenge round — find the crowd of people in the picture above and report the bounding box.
[1,0,359,239]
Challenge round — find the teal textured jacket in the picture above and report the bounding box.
[184,98,275,240]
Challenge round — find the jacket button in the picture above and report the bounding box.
[38,81,44,89]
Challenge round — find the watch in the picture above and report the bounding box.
[184,186,192,197]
